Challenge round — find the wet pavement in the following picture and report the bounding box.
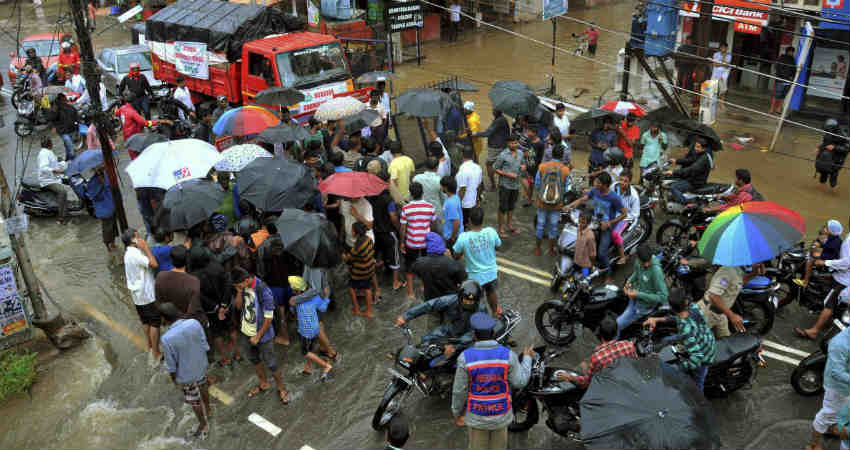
[0,0,847,449]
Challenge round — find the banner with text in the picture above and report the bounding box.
[0,266,27,338]
[680,0,769,35]
[542,0,568,20]
[174,42,209,80]
[387,0,424,32]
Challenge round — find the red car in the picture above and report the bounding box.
[7,33,72,83]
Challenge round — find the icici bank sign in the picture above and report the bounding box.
[680,0,770,34]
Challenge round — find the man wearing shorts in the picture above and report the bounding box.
[712,43,732,109]
[492,134,525,238]
[400,182,436,300]
[368,175,404,291]
[230,267,290,404]
[453,208,503,315]
[122,228,162,361]
[289,276,334,378]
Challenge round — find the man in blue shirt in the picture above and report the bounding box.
[84,168,117,252]
[289,276,334,379]
[809,323,850,450]
[441,176,464,246]
[589,117,617,173]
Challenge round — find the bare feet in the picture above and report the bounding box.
[534,248,542,256]
[351,308,363,316]
[363,310,374,318]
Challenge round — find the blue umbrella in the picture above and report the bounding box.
[66,149,119,176]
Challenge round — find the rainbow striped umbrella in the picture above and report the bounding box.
[213,105,280,137]
[697,201,805,266]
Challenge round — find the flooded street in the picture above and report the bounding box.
[0,0,845,449]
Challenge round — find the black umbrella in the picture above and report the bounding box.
[580,356,722,450]
[125,132,168,153]
[433,79,479,92]
[254,87,306,106]
[396,88,451,118]
[342,109,381,131]
[356,71,397,84]
[275,209,339,268]
[670,118,723,152]
[160,179,226,232]
[569,108,621,133]
[488,80,539,117]
[257,123,313,144]
[237,158,316,212]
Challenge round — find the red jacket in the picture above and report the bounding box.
[58,50,80,79]
[117,103,153,141]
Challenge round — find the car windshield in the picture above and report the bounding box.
[116,51,153,73]
[275,42,349,89]
[20,40,61,57]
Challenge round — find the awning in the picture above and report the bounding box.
[680,0,770,35]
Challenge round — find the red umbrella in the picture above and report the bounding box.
[318,171,387,198]
[599,101,647,117]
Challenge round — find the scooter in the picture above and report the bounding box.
[791,302,849,396]
[17,175,93,217]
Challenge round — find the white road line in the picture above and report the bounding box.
[761,350,801,366]
[498,265,551,286]
[762,340,811,358]
[496,256,553,278]
[248,413,282,437]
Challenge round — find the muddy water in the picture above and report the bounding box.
[0,0,844,448]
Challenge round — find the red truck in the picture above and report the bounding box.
[146,0,369,122]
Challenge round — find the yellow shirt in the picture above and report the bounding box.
[389,155,415,201]
[464,112,484,156]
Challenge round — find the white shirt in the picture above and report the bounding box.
[450,4,461,22]
[712,51,731,81]
[553,113,571,137]
[64,74,85,93]
[612,182,640,222]
[380,92,391,116]
[826,234,850,288]
[124,246,156,306]
[340,197,375,247]
[173,86,195,120]
[434,137,452,178]
[37,148,62,187]
[77,81,109,111]
[455,160,483,208]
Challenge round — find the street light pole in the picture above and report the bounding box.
[67,0,129,231]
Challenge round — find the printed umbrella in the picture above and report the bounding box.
[314,96,367,122]
[257,123,313,144]
[124,132,168,153]
[66,149,118,176]
[237,157,316,211]
[254,87,306,106]
[125,138,222,190]
[212,105,280,137]
[317,171,387,198]
[580,356,722,449]
[698,201,805,266]
[599,100,647,117]
[275,209,339,268]
[356,71,397,84]
[160,179,226,232]
[214,144,272,172]
[488,80,539,117]
[395,88,451,118]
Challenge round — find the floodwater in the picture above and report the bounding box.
[0,0,844,449]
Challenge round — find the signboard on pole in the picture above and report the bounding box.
[117,4,144,23]
[680,0,769,35]
[386,0,424,32]
[308,0,321,26]
[174,42,209,80]
[542,0,568,20]
[0,266,28,338]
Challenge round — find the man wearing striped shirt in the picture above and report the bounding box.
[400,182,436,300]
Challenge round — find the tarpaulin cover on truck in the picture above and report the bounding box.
[145,0,305,61]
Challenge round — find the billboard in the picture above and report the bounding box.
[680,0,769,35]
[542,0,568,20]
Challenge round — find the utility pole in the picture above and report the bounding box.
[67,0,129,231]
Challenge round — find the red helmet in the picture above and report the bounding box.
[129,62,140,71]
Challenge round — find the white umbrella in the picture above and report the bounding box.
[125,138,222,190]
[313,96,367,122]
[214,144,272,172]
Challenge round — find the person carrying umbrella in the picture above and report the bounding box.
[117,92,166,160]
[557,316,638,388]
[451,312,533,450]
[589,117,617,175]
[85,167,118,252]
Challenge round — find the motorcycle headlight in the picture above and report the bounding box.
[841,310,850,326]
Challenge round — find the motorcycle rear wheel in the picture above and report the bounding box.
[371,380,408,431]
[791,365,824,396]
[734,300,774,336]
[508,394,539,432]
[656,221,687,249]
[535,302,577,347]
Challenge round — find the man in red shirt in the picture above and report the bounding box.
[57,41,80,83]
[584,25,599,57]
[616,113,640,172]
[557,316,637,388]
[116,93,166,160]
[400,182,436,300]
[703,168,756,213]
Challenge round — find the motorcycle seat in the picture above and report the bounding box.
[21,177,43,190]
[743,276,771,290]
[713,334,761,364]
[692,184,730,195]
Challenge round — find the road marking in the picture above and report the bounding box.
[498,265,551,287]
[248,413,282,437]
[761,350,801,366]
[496,257,553,278]
[762,340,811,358]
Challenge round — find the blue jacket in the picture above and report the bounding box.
[84,175,114,219]
[402,294,488,347]
[825,327,850,396]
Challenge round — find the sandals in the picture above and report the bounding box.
[189,427,209,441]
[320,368,332,382]
[279,389,291,405]
[392,281,407,291]
[248,384,270,398]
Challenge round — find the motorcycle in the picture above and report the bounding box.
[641,159,734,216]
[790,301,849,396]
[371,309,521,431]
[17,175,93,217]
[536,269,674,347]
[14,86,83,138]
[508,346,585,438]
[769,241,835,313]
[654,197,723,248]
[635,326,765,398]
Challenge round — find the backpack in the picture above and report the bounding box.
[816,149,836,173]
[537,165,565,206]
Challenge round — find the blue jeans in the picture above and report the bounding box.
[616,298,654,339]
[536,209,560,240]
[597,228,612,270]
[47,65,57,83]
[669,179,692,204]
[60,133,75,161]
[663,361,709,392]
[133,96,151,120]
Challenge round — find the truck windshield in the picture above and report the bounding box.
[276,42,349,89]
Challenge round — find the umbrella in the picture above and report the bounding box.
[600,100,647,117]
[356,71,397,84]
[395,88,450,118]
[212,105,280,137]
[254,87,306,106]
[488,81,539,117]
[125,138,222,190]
[125,132,168,153]
[66,149,118,176]
[214,144,272,172]
[317,171,387,198]
[697,201,805,266]
[314,97,367,122]
[275,209,339,268]
[580,356,722,449]
[342,109,381,131]
[670,118,723,152]
[432,79,479,92]
[237,157,316,212]
[257,123,313,144]
[160,179,226,232]
[569,108,621,133]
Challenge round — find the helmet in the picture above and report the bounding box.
[825,118,840,133]
[458,280,482,310]
[603,146,625,165]
[61,41,71,49]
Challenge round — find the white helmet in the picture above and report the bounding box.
[61,41,71,49]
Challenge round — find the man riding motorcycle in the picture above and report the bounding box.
[57,41,80,83]
[703,168,760,213]
[557,316,637,388]
[24,47,46,84]
[616,244,669,338]
[664,137,713,205]
[394,280,489,358]
[815,119,849,189]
